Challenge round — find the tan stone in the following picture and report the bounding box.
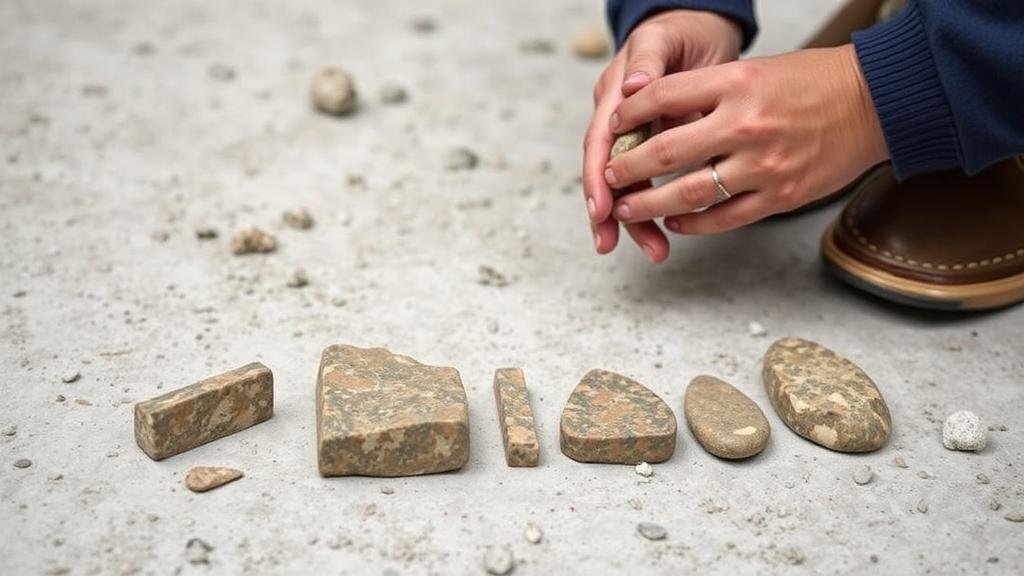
[763,337,891,452]
[186,466,243,492]
[571,28,610,59]
[493,368,540,467]
[310,68,357,116]
[609,125,651,199]
[684,375,770,459]
[560,369,676,464]
[230,228,277,255]
[134,363,273,460]
[316,345,469,477]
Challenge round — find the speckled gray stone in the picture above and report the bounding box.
[942,410,986,451]
[763,338,891,453]
[684,375,770,459]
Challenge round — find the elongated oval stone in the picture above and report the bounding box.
[684,375,770,459]
[560,369,676,464]
[763,338,891,452]
[316,345,469,477]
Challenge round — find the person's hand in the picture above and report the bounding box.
[582,10,743,262]
[605,45,889,235]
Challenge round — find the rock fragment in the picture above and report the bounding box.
[852,465,874,485]
[230,228,277,255]
[13,458,32,469]
[493,368,540,467]
[478,265,510,287]
[559,369,676,464]
[282,208,314,230]
[445,147,478,171]
[316,345,469,477]
[1,425,16,437]
[684,375,770,459]
[311,68,357,116]
[748,321,768,337]
[1004,512,1024,523]
[286,269,309,289]
[195,227,219,240]
[942,410,986,451]
[483,545,514,575]
[134,362,273,460]
[916,499,929,514]
[635,461,653,478]
[571,28,610,59]
[380,486,394,495]
[61,371,81,384]
[186,538,213,565]
[976,473,991,484]
[763,337,891,452]
[185,466,243,493]
[524,522,542,544]
[892,455,908,468]
[379,83,408,105]
[409,15,437,34]
[637,522,667,541]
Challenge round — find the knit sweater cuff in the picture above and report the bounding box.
[609,1,757,51]
[852,3,962,179]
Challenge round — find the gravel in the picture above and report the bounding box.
[852,465,874,485]
[942,410,987,451]
[636,522,667,541]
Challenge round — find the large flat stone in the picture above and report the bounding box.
[316,345,469,477]
[493,368,540,467]
[559,369,676,464]
[684,375,770,459]
[134,362,273,460]
[763,337,891,452]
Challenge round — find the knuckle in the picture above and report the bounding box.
[711,209,740,231]
[653,136,676,167]
[678,179,707,207]
[649,78,672,108]
[728,61,762,91]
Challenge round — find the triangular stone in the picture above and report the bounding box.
[317,345,470,476]
[559,369,676,464]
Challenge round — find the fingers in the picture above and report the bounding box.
[611,69,721,136]
[624,220,670,263]
[621,30,672,96]
[663,188,778,235]
[613,158,751,223]
[605,115,725,189]
[592,217,620,255]
[583,92,623,227]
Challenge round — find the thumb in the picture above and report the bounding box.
[621,32,671,96]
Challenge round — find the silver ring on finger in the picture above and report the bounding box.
[710,163,732,204]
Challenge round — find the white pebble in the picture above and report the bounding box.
[482,545,514,575]
[852,464,873,485]
[524,522,542,544]
[942,410,987,451]
[634,462,653,478]
[747,321,768,337]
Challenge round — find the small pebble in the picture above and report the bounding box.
[916,500,928,514]
[571,28,610,59]
[195,227,218,240]
[445,147,478,171]
[13,458,32,469]
[231,228,277,255]
[282,208,314,230]
[942,410,986,451]
[311,68,357,116]
[635,462,653,478]
[637,522,667,541]
[55,395,66,402]
[524,522,542,544]
[990,499,1002,511]
[380,486,394,495]
[208,63,235,82]
[1004,512,1024,523]
[748,321,768,337]
[286,269,309,288]
[409,15,437,34]
[379,84,408,105]
[1,425,16,436]
[186,538,213,565]
[852,465,874,485]
[331,297,347,307]
[627,498,643,510]
[976,473,991,485]
[892,455,908,468]
[482,545,514,575]
[917,470,929,479]
[61,371,80,384]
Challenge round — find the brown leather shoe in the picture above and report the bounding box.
[821,157,1024,310]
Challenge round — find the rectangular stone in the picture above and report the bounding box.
[493,367,540,467]
[134,362,273,460]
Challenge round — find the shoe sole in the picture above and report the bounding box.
[821,223,1024,311]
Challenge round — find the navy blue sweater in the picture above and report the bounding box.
[607,0,1024,179]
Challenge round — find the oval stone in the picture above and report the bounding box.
[684,375,770,459]
[763,337,891,452]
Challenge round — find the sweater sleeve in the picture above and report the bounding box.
[607,0,757,51]
[852,1,1024,178]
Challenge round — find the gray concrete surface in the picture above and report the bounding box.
[2,0,1022,574]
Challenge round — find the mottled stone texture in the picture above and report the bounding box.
[763,338,891,452]
[493,368,540,467]
[684,375,770,459]
[317,345,469,477]
[186,466,243,492]
[560,369,676,464]
[134,363,272,460]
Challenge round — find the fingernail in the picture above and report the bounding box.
[608,112,621,131]
[642,244,656,262]
[625,72,650,86]
[593,232,602,251]
[614,203,631,221]
[604,167,617,186]
[587,197,596,218]
[665,219,680,232]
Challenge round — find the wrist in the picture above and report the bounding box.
[839,44,889,167]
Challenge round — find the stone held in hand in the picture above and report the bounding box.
[134,362,274,460]
[316,345,470,477]
[608,124,651,199]
[186,466,243,492]
[942,410,986,451]
[560,369,676,464]
[684,375,770,459]
[763,337,891,452]
[493,368,540,467]
[310,68,357,116]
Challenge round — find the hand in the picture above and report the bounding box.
[582,10,743,262]
[605,45,889,235]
